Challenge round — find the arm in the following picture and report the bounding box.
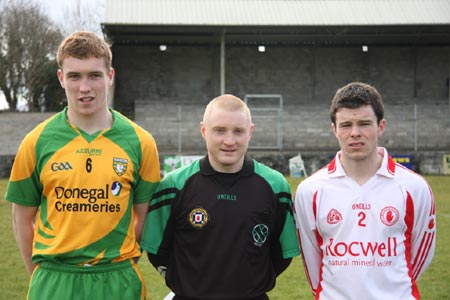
[133,202,150,243]
[270,210,293,276]
[140,168,181,276]
[147,252,169,278]
[273,256,293,276]
[293,185,322,296]
[409,183,436,279]
[12,204,38,275]
[271,177,300,277]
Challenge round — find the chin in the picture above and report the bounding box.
[219,157,237,165]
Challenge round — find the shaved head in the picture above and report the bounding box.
[203,94,252,124]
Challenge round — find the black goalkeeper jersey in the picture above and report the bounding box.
[141,156,300,299]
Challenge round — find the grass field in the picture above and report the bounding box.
[1,176,449,300]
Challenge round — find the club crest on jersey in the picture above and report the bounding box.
[113,157,128,176]
[189,207,209,228]
[252,224,269,247]
[380,206,400,226]
[327,208,343,225]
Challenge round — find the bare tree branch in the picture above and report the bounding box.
[0,0,63,111]
[60,0,104,36]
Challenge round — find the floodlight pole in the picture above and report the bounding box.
[220,29,226,95]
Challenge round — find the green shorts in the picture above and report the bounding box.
[27,259,147,300]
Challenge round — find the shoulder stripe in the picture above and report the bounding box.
[151,187,179,201]
[149,198,171,213]
[149,187,178,211]
[412,231,435,280]
[277,191,292,203]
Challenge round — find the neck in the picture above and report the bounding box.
[67,108,113,134]
[208,156,245,174]
[341,149,383,186]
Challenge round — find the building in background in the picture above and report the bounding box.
[2,0,450,176]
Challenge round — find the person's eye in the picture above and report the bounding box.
[215,128,225,134]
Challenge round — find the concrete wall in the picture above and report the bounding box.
[1,102,449,177]
[111,45,449,117]
[1,45,449,177]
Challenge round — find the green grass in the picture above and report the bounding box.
[1,176,449,300]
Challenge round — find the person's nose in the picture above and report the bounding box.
[350,125,362,137]
[79,78,91,93]
[223,132,236,145]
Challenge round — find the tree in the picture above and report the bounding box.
[61,0,104,36]
[0,0,63,111]
[41,60,66,112]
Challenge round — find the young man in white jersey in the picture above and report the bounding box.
[294,82,436,300]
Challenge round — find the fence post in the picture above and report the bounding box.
[414,104,417,153]
[178,105,182,153]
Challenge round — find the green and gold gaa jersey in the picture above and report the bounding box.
[5,107,160,266]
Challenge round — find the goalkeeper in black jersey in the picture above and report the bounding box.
[141,94,300,300]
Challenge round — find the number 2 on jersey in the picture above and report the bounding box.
[358,211,367,227]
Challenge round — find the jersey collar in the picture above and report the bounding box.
[328,147,396,178]
[200,155,254,177]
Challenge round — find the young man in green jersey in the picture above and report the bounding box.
[141,94,300,300]
[5,31,160,300]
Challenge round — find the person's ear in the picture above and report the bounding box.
[57,69,65,88]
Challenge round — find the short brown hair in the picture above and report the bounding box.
[330,82,384,125]
[57,31,112,69]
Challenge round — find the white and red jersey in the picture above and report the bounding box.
[294,147,436,300]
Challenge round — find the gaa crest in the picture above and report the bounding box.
[380,206,400,226]
[189,207,209,228]
[113,157,128,176]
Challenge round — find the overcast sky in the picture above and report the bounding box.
[38,0,104,22]
[39,0,67,21]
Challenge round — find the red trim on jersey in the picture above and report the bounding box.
[327,157,337,174]
[428,185,436,215]
[412,186,436,280]
[297,191,318,297]
[312,191,324,299]
[413,231,435,280]
[387,155,396,175]
[404,192,420,299]
[298,235,315,297]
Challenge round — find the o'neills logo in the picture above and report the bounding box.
[326,237,398,257]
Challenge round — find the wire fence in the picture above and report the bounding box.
[134,100,450,154]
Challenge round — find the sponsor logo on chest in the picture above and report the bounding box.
[326,237,398,257]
